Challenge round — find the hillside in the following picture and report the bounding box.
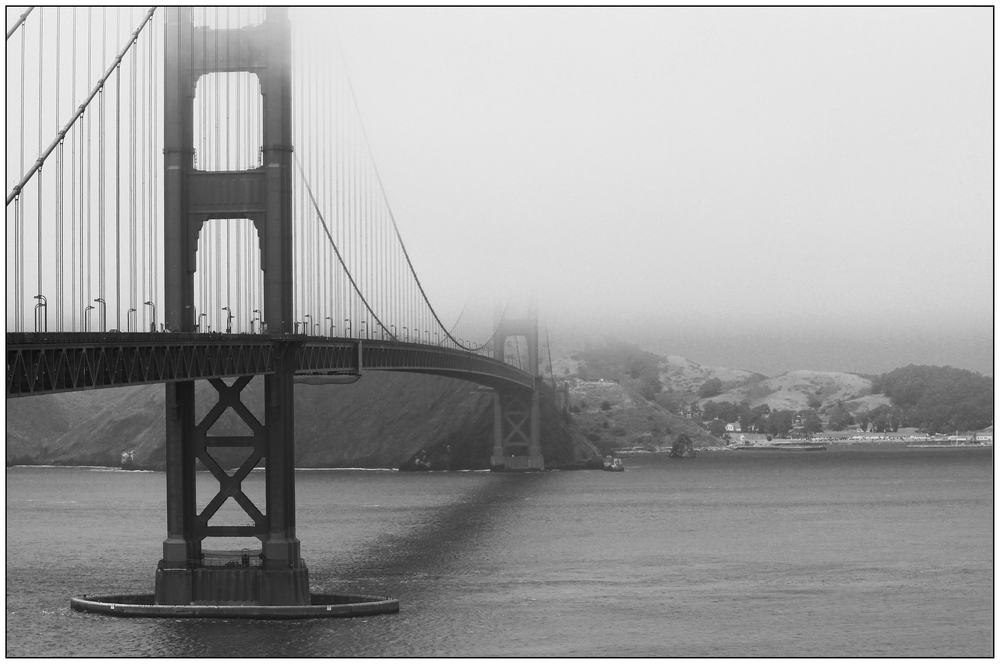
[6,373,594,470]
[546,335,916,444]
[660,355,764,395]
[566,378,716,451]
[701,370,882,412]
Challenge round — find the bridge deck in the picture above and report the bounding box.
[6,333,534,397]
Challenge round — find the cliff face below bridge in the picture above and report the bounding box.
[6,372,594,470]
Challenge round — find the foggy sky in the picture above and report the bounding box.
[7,8,989,376]
[300,7,991,375]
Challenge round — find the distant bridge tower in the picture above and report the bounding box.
[491,304,544,471]
[156,7,307,606]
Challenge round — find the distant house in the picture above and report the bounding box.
[725,422,742,432]
[793,412,804,426]
[682,403,702,419]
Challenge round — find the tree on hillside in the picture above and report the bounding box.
[707,418,728,437]
[658,393,681,414]
[698,377,723,399]
[878,365,993,433]
[857,405,904,433]
[702,400,741,423]
[826,405,855,431]
[807,394,822,409]
[639,373,663,401]
[740,404,771,432]
[764,410,795,437]
[800,411,823,434]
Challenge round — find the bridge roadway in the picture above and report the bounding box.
[6,332,535,398]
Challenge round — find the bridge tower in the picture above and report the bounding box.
[491,305,545,471]
[156,8,307,605]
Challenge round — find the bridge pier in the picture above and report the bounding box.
[491,387,545,471]
[154,345,309,606]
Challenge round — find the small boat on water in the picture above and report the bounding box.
[602,456,625,471]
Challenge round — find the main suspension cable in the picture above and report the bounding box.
[333,37,506,353]
[6,6,156,206]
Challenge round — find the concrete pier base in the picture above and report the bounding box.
[71,593,399,619]
[490,455,545,471]
[154,563,311,606]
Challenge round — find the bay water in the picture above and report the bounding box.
[5,446,993,656]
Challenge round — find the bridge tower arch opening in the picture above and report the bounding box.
[192,218,264,334]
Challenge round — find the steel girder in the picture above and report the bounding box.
[296,339,535,392]
[6,334,535,398]
[6,333,277,398]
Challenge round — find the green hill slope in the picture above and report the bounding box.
[6,373,592,470]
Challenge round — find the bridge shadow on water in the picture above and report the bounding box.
[141,472,552,657]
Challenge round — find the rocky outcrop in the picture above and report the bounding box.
[668,433,697,458]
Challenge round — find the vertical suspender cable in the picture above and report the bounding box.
[130,15,136,324]
[113,8,120,332]
[37,8,44,318]
[116,57,121,332]
[17,19,25,329]
[142,12,149,328]
[86,9,92,323]
[56,8,64,330]
[153,11,160,329]
[70,8,76,329]
[98,8,106,324]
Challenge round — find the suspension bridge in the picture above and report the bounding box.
[7,7,557,613]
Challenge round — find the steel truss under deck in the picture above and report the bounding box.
[6,333,534,398]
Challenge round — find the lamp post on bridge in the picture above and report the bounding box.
[344,319,351,338]
[127,307,137,333]
[326,316,333,338]
[144,301,156,333]
[403,326,408,342]
[252,309,261,334]
[303,314,312,337]
[33,295,47,333]
[424,330,430,344]
[84,305,95,332]
[222,307,233,334]
[198,313,207,333]
[94,298,107,333]
[360,320,367,339]
[390,324,395,341]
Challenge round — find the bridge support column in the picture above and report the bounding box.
[156,6,308,607]
[156,380,200,605]
[490,388,544,471]
[154,361,309,606]
[491,305,544,471]
[259,349,308,605]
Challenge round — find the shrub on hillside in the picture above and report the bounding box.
[698,378,723,399]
